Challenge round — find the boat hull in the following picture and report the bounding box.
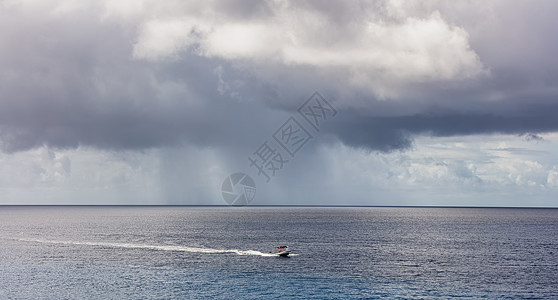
[277,251,290,257]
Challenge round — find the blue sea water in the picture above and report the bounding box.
[1,206,557,299]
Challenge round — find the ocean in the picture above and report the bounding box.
[1,206,557,299]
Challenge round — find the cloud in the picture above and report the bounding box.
[0,0,557,157]
[130,1,486,96]
[548,167,558,188]
[265,133,558,206]
[330,103,558,152]
[133,18,200,60]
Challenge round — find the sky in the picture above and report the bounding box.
[1,0,557,206]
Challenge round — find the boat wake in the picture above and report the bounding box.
[16,238,291,257]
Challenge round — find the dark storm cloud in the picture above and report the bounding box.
[1,1,558,154]
[327,82,558,152]
[0,3,282,153]
[0,51,280,153]
[331,107,558,152]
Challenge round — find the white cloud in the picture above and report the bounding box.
[0,146,71,188]
[114,1,487,97]
[133,19,199,60]
[547,167,558,188]
[307,132,558,205]
[0,146,162,204]
[0,0,490,101]
[2,133,557,206]
[281,11,484,80]
[203,22,282,60]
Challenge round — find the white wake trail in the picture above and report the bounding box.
[17,238,279,257]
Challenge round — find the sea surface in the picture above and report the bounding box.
[1,206,557,299]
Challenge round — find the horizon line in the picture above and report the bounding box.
[1,204,557,209]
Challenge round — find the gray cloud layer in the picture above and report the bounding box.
[1,0,558,153]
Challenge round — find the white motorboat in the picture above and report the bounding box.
[270,245,290,256]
